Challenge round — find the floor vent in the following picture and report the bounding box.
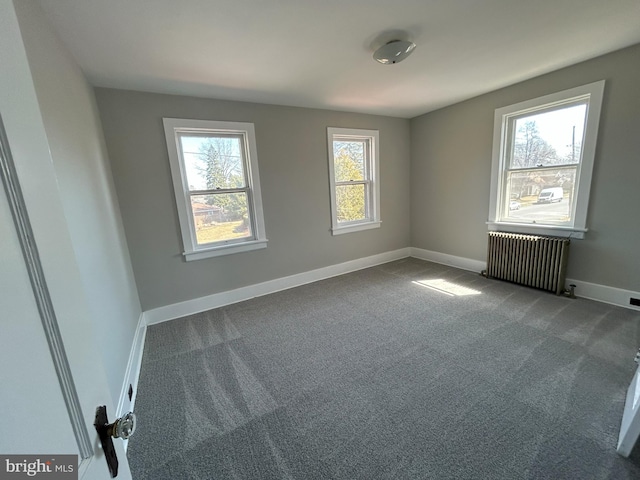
[486,232,570,295]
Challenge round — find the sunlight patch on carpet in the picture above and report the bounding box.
[413,279,482,297]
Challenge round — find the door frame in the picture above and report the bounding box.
[0,115,93,464]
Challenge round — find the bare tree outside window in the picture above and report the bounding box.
[512,120,558,168]
[164,118,267,259]
[179,134,252,245]
[504,104,586,224]
[489,81,605,238]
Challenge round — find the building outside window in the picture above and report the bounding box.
[488,81,605,239]
[163,118,267,260]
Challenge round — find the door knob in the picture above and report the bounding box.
[94,406,136,478]
[110,411,136,440]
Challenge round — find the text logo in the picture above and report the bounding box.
[0,456,77,479]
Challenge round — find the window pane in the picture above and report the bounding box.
[333,140,366,182]
[179,134,246,190]
[510,103,587,169]
[505,167,576,223]
[336,184,366,223]
[191,193,252,245]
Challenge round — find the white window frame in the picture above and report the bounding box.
[488,80,605,239]
[163,118,267,260]
[327,127,381,235]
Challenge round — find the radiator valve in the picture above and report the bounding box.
[564,284,576,299]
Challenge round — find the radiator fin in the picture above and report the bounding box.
[486,232,570,295]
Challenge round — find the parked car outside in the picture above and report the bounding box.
[509,200,521,210]
[537,187,564,203]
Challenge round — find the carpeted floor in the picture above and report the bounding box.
[128,258,640,479]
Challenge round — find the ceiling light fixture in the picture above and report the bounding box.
[373,40,416,65]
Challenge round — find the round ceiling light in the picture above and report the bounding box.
[373,40,416,65]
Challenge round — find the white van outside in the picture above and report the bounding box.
[537,187,564,203]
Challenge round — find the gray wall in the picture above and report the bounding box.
[411,43,640,292]
[95,89,411,310]
[15,0,142,403]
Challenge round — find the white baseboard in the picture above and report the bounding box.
[118,246,638,451]
[120,245,639,452]
[565,278,640,312]
[410,247,486,273]
[116,311,147,451]
[409,247,640,311]
[144,248,412,325]
[142,246,640,325]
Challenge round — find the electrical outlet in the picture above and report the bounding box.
[630,298,640,307]
[128,384,133,402]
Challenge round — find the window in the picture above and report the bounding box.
[327,127,380,235]
[488,81,605,239]
[163,118,267,260]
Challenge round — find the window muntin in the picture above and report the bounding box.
[164,119,267,260]
[189,192,252,245]
[178,133,252,246]
[502,102,586,226]
[488,81,605,238]
[327,128,380,235]
[334,138,370,224]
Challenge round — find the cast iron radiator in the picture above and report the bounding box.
[486,232,570,295]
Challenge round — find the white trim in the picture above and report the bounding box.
[617,364,640,457]
[0,117,94,458]
[116,312,147,451]
[331,221,381,235]
[486,222,586,239]
[327,127,380,235]
[124,247,639,455]
[410,247,486,273]
[144,248,411,325]
[163,118,267,259]
[565,278,640,312]
[184,239,267,261]
[488,80,605,236]
[410,247,640,311]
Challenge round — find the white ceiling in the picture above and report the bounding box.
[36,0,640,118]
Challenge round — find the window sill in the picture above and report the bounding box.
[487,222,586,239]
[331,221,381,236]
[183,239,268,261]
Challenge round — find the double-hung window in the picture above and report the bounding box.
[163,118,267,260]
[488,81,605,239]
[327,127,380,235]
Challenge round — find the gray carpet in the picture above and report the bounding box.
[128,258,640,479]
